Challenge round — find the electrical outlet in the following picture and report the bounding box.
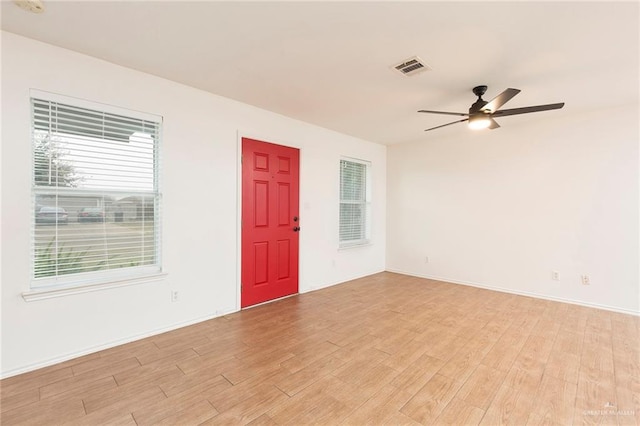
[425,256,430,264]
[581,275,590,285]
[552,271,560,281]
[171,290,179,302]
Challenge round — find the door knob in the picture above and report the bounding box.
[293,226,300,232]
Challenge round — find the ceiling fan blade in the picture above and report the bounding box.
[424,118,469,132]
[418,110,469,117]
[492,103,565,117]
[482,88,521,112]
[488,117,500,129]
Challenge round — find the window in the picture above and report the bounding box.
[339,158,371,247]
[31,93,162,289]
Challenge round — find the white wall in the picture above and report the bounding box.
[0,32,386,377]
[387,106,639,314]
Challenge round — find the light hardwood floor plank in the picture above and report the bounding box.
[341,383,414,425]
[399,373,465,424]
[38,357,140,400]
[530,374,578,424]
[455,364,508,410]
[432,397,486,425]
[1,395,85,425]
[480,383,536,426]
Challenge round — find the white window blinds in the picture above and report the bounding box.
[339,158,370,246]
[32,95,162,287]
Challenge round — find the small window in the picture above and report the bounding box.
[31,93,162,289]
[339,158,371,247]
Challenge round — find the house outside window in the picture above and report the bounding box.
[31,92,162,290]
[339,157,371,247]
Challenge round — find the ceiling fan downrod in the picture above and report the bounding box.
[470,85,488,112]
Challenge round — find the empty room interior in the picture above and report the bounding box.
[1,1,638,425]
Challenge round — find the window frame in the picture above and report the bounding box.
[28,90,163,294]
[339,157,372,248]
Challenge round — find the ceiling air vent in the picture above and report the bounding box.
[393,56,431,76]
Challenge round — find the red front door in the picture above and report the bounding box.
[241,138,300,308]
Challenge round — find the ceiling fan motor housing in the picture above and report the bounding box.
[470,99,488,113]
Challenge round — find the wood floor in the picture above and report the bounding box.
[1,272,639,425]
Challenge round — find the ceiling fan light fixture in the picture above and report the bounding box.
[468,114,491,130]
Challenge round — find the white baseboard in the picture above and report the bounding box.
[1,270,386,379]
[0,308,235,380]
[385,269,640,317]
[6,268,634,379]
[301,268,386,294]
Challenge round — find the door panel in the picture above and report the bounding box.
[277,183,290,225]
[254,242,269,285]
[277,239,290,279]
[254,181,269,227]
[241,138,300,308]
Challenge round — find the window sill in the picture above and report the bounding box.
[22,272,168,302]
[339,240,372,250]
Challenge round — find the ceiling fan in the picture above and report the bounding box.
[419,85,564,132]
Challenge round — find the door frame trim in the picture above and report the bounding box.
[235,131,302,311]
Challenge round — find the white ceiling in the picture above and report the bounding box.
[2,1,638,145]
